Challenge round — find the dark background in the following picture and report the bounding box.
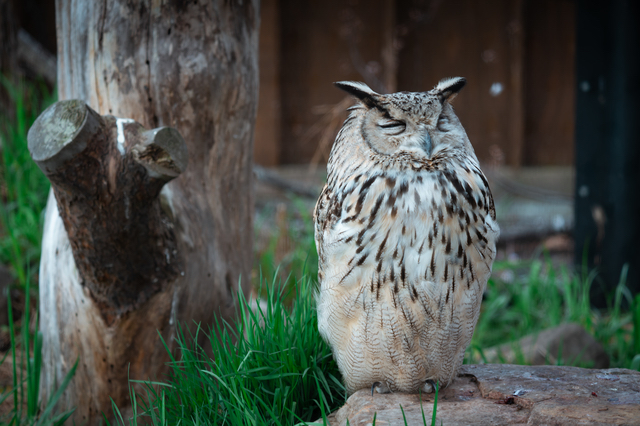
[1,0,638,298]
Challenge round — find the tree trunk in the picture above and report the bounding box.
[31,1,259,423]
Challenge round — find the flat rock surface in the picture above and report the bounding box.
[324,364,640,425]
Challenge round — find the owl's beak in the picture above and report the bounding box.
[421,131,433,158]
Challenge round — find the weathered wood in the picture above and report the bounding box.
[278,0,395,164]
[397,0,527,167]
[253,164,319,198]
[523,0,575,166]
[254,0,281,166]
[29,100,186,317]
[36,1,259,423]
[10,0,57,56]
[506,0,525,167]
[380,0,397,93]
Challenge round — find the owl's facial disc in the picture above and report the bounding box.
[334,79,468,160]
[360,108,435,159]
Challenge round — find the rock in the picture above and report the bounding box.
[324,364,640,425]
[478,323,610,369]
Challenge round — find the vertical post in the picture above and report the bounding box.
[574,0,640,303]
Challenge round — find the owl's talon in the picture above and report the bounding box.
[371,381,391,396]
[422,379,438,394]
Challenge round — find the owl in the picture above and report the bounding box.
[314,77,499,395]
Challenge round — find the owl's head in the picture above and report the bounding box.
[335,77,469,161]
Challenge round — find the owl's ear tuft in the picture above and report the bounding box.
[434,77,466,102]
[334,81,380,108]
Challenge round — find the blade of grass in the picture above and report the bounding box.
[34,358,78,426]
[400,404,408,425]
[419,390,427,426]
[431,382,438,426]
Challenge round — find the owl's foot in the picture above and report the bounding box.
[371,381,391,396]
[422,379,438,394]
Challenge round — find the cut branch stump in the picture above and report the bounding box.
[29,100,187,318]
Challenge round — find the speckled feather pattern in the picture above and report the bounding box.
[314,79,499,394]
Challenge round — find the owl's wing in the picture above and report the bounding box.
[313,183,332,274]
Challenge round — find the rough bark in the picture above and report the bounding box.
[34,1,259,423]
[29,100,187,317]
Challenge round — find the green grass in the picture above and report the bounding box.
[105,272,346,425]
[0,77,77,425]
[104,235,640,425]
[105,269,446,425]
[0,275,77,425]
[469,258,639,369]
[0,76,53,287]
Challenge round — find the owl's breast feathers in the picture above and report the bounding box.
[314,155,498,307]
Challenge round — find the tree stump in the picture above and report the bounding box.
[31,1,259,423]
[29,98,189,419]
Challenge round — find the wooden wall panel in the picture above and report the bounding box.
[396,0,525,166]
[278,0,396,164]
[523,0,575,166]
[253,0,576,166]
[254,0,281,166]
